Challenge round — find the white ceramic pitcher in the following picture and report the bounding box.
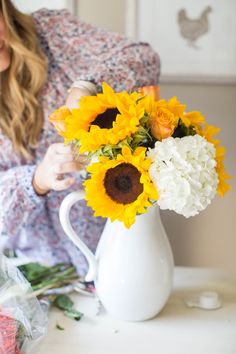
[59,190,174,321]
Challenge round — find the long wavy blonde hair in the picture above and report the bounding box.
[0,0,47,160]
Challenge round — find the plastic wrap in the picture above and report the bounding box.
[0,254,48,354]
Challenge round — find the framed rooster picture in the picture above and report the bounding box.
[127,0,236,84]
[14,0,76,14]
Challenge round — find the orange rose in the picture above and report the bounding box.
[138,85,160,101]
[150,107,176,140]
[49,106,71,136]
[149,97,185,140]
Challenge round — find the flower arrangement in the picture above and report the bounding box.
[50,83,231,228]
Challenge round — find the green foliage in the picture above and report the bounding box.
[18,262,84,322]
[53,294,83,321]
[19,263,78,290]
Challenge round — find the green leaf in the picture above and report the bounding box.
[19,263,48,281]
[53,294,74,311]
[56,323,65,331]
[64,309,84,321]
[19,263,78,290]
[53,295,84,321]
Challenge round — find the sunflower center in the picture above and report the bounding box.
[92,108,119,129]
[116,175,132,193]
[104,163,143,204]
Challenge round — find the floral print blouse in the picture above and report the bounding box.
[0,9,160,276]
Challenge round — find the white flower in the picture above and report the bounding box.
[147,135,218,217]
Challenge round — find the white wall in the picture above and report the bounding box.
[76,0,126,34]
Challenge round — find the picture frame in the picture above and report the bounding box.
[126,0,236,84]
[14,0,76,15]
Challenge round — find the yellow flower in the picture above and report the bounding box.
[84,146,158,228]
[215,145,232,196]
[197,124,231,196]
[181,111,205,128]
[196,124,220,144]
[149,97,185,140]
[49,106,72,136]
[64,82,145,153]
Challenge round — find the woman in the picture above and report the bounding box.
[0,0,160,275]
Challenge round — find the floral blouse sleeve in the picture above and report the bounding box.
[0,164,45,237]
[33,9,160,92]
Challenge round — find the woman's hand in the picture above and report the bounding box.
[33,83,95,195]
[33,143,87,195]
[66,82,97,109]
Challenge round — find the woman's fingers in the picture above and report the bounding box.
[48,143,88,164]
[54,153,88,165]
[52,161,87,175]
[53,153,75,164]
[52,177,76,191]
[75,155,88,164]
[33,143,88,194]
[48,143,72,155]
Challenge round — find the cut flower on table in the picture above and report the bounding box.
[50,82,231,228]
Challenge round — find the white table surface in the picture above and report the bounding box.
[34,267,236,354]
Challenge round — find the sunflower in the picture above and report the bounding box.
[181,110,205,128]
[64,82,145,153]
[84,146,158,228]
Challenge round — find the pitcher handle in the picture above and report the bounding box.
[59,190,97,281]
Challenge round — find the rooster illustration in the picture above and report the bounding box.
[177,6,212,48]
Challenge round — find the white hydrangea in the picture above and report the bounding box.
[147,135,218,217]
